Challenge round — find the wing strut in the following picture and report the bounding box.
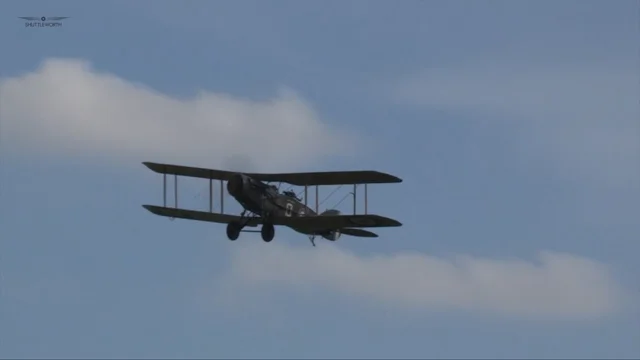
[365,184,368,214]
[205,177,225,214]
[162,173,179,209]
[209,178,213,212]
[161,173,179,219]
[162,169,224,214]
[304,186,308,208]
[350,184,368,215]
[353,184,356,215]
[220,179,224,214]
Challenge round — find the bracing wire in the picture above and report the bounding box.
[318,185,343,208]
[293,185,343,209]
[332,191,352,210]
[330,184,358,210]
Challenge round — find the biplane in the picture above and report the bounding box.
[141,161,402,246]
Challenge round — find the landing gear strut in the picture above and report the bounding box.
[226,210,254,241]
[225,209,277,243]
[308,235,316,247]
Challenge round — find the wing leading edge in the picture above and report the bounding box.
[142,162,401,185]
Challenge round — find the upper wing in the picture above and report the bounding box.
[142,205,262,227]
[19,17,41,20]
[47,16,69,20]
[261,170,402,185]
[143,162,402,185]
[272,214,402,229]
[143,162,237,181]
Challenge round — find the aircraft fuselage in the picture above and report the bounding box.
[226,173,341,240]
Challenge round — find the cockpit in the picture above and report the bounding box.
[283,190,301,201]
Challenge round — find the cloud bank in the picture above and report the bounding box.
[216,242,630,321]
[0,58,356,172]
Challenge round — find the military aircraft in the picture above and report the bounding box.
[141,161,402,246]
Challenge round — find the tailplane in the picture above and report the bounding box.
[339,228,378,238]
[308,209,379,245]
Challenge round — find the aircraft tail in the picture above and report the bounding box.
[339,228,378,238]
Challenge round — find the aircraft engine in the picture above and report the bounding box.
[227,173,245,197]
[320,209,342,241]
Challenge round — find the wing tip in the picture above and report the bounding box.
[373,215,402,227]
[142,204,159,213]
[355,171,402,184]
[373,171,402,184]
[142,161,165,173]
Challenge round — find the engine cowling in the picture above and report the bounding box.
[320,209,342,241]
[227,173,244,197]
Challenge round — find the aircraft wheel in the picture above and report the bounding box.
[261,223,275,243]
[226,221,241,241]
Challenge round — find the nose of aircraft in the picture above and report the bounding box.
[227,173,244,196]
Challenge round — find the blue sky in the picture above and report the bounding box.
[1,0,639,358]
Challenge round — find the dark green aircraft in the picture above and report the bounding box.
[142,161,402,246]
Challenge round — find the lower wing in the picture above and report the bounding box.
[142,205,400,231]
[142,205,261,227]
[272,214,402,230]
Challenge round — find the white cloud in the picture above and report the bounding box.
[216,242,631,321]
[391,61,640,190]
[0,58,357,172]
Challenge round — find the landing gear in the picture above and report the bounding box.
[226,221,241,241]
[225,210,276,243]
[261,223,275,242]
[226,210,251,241]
